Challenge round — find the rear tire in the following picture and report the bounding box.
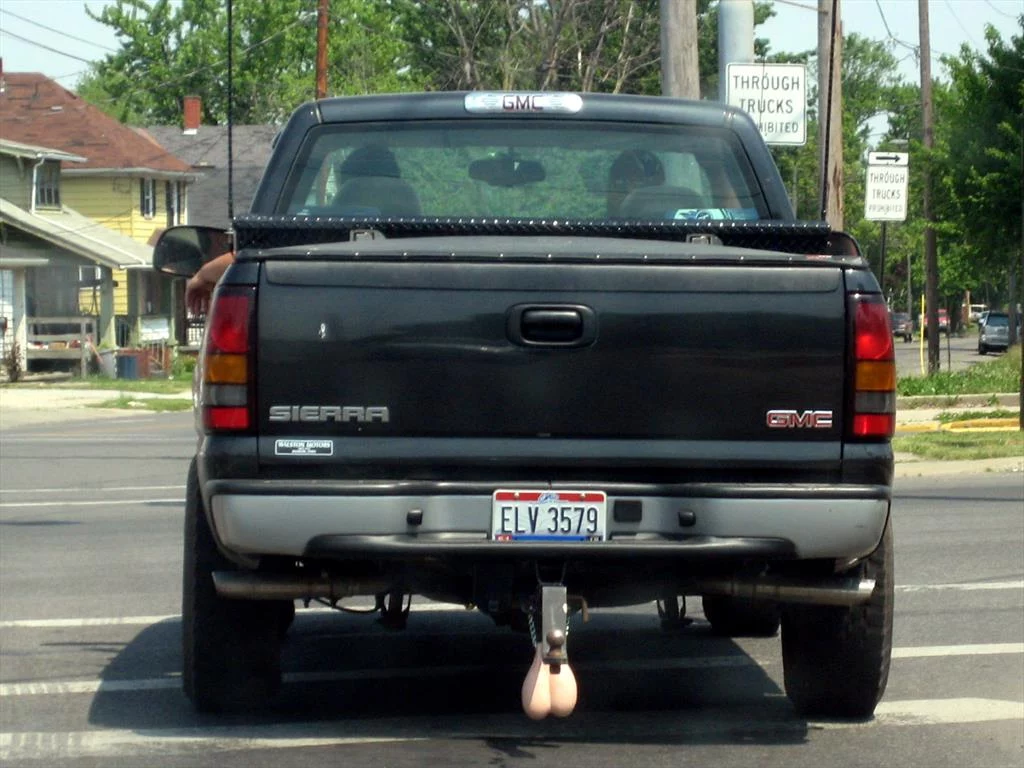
[702,595,780,637]
[182,459,287,713]
[781,515,894,718]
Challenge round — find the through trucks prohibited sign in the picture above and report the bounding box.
[726,63,807,146]
[864,151,909,221]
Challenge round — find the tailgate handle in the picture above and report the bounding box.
[509,305,596,347]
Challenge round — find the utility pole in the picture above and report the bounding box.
[660,0,700,98]
[316,0,329,99]
[919,0,939,374]
[717,0,754,103]
[817,0,844,229]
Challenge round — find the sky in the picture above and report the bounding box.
[0,0,1022,91]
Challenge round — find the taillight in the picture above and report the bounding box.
[850,294,895,439]
[201,287,255,432]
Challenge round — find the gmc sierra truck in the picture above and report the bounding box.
[155,91,895,719]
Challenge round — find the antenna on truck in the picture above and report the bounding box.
[226,0,235,225]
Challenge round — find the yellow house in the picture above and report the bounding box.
[0,72,194,349]
[0,139,155,373]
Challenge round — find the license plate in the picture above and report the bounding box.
[491,490,607,542]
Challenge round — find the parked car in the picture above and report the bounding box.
[922,308,949,337]
[968,304,988,323]
[978,311,1010,354]
[890,311,913,342]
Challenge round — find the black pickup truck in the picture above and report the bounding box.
[155,91,895,719]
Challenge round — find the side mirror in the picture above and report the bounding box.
[153,226,230,277]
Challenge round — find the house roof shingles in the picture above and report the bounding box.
[0,73,192,176]
[143,125,279,229]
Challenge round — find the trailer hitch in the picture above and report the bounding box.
[521,584,578,719]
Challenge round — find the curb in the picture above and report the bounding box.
[897,418,1021,434]
[897,393,1019,409]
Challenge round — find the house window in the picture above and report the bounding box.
[35,162,61,208]
[165,181,180,226]
[140,178,156,218]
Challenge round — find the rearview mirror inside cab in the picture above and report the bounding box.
[153,226,231,277]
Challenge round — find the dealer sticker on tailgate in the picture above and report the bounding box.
[491,490,607,542]
[274,439,334,457]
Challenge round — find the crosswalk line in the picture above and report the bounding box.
[2,643,1022,698]
[0,698,1021,762]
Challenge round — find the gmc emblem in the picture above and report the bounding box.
[766,409,834,429]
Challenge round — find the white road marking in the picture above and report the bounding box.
[0,603,472,629]
[0,615,179,629]
[0,699,1020,762]
[3,644,1022,698]
[0,485,186,495]
[892,643,1024,658]
[825,698,1024,728]
[0,730,420,762]
[0,498,183,509]
[897,580,1024,593]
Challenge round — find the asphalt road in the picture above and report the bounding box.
[893,331,1000,379]
[1,412,1022,767]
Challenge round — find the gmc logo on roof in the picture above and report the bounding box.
[766,409,834,429]
[502,94,543,111]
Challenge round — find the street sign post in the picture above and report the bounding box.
[726,63,807,146]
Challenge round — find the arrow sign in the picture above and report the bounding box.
[868,151,909,167]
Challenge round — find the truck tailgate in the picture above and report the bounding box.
[255,258,847,455]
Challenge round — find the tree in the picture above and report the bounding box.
[937,23,1023,335]
[393,0,775,96]
[76,0,423,125]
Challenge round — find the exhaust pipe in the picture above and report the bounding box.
[213,571,391,602]
[694,575,876,607]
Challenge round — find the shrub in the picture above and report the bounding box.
[3,341,22,382]
[171,353,197,380]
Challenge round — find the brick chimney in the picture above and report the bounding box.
[183,95,201,135]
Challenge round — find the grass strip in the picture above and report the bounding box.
[892,430,1024,461]
[89,396,193,412]
[897,345,1021,396]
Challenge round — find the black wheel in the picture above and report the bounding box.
[978,344,987,355]
[182,459,287,712]
[702,595,780,637]
[904,334,912,343]
[781,515,894,718]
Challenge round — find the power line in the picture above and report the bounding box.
[982,0,1023,20]
[771,0,817,10]
[942,0,980,50]
[0,28,97,65]
[873,0,919,54]
[0,8,119,52]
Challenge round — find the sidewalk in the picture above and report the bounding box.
[0,386,192,428]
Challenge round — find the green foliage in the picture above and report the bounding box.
[78,0,782,121]
[89,395,194,411]
[934,25,1024,295]
[171,353,198,380]
[892,431,1023,461]
[78,0,424,124]
[897,345,1022,396]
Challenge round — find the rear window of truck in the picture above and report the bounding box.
[275,120,770,222]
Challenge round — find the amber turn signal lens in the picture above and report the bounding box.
[204,354,247,384]
[855,361,896,392]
